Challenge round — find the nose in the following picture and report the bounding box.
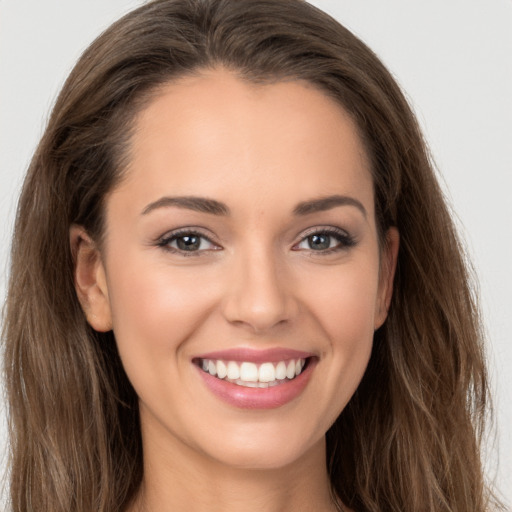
[221,246,299,333]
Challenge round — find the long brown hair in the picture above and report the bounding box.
[2,0,501,510]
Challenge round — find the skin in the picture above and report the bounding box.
[72,68,399,512]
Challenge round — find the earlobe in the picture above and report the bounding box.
[70,225,113,332]
[374,227,400,330]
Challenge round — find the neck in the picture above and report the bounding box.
[127,430,342,512]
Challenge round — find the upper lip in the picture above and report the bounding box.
[193,347,315,364]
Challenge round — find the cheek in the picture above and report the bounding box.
[301,256,379,411]
[307,257,380,345]
[104,254,218,374]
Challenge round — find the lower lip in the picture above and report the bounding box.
[195,359,316,409]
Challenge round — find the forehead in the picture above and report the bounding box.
[116,68,374,217]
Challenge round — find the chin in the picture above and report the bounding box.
[196,423,325,471]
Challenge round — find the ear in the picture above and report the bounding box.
[70,225,112,332]
[374,227,399,330]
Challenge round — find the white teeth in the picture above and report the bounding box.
[199,357,308,386]
[216,360,227,379]
[232,380,280,388]
[258,362,275,383]
[286,360,296,379]
[240,362,258,382]
[275,361,287,380]
[237,380,259,388]
[227,361,240,380]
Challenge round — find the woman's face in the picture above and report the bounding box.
[76,68,397,470]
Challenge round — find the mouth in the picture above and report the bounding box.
[192,350,316,409]
[193,357,310,388]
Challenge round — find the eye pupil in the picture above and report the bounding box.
[177,235,200,251]
[308,234,330,250]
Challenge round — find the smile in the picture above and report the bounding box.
[193,350,316,409]
[197,358,307,388]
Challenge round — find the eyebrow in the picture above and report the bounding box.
[141,196,230,216]
[141,194,367,218]
[293,195,367,218]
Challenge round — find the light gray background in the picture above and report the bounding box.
[1,0,511,508]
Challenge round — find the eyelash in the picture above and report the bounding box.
[156,226,356,256]
[157,228,219,257]
[292,227,356,255]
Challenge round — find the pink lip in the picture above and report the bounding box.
[193,347,314,364]
[194,356,317,410]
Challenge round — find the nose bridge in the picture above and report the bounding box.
[222,239,296,332]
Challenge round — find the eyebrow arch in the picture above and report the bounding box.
[293,195,367,218]
[141,196,230,216]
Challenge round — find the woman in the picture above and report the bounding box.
[2,0,503,510]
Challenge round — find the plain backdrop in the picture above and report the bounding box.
[1,0,511,508]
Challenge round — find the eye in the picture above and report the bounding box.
[158,230,219,254]
[294,228,355,253]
